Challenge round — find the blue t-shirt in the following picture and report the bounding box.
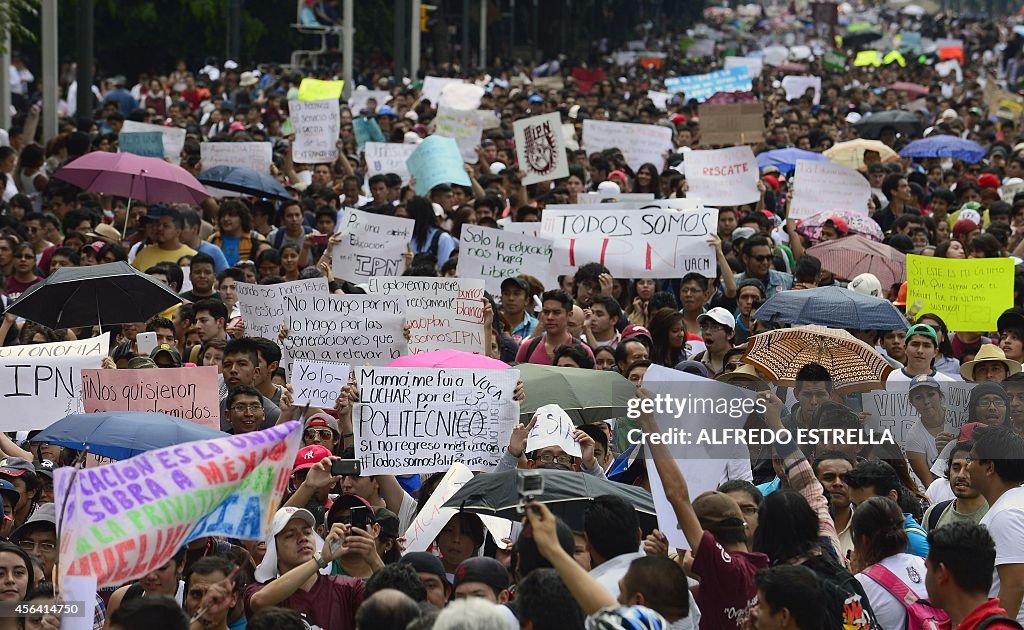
[220,236,241,266]
[197,241,230,272]
[410,226,456,268]
[904,512,929,557]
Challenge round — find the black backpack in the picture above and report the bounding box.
[801,554,881,630]
[926,500,954,531]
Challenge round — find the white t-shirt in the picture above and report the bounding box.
[981,485,1024,625]
[856,553,929,630]
[905,419,940,465]
[885,368,956,383]
[926,477,956,505]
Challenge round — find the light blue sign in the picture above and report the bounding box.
[406,136,471,194]
[119,132,165,158]
[664,67,752,103]
[353,116,385,150]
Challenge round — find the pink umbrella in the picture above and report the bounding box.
[889,82,929,97]
[806,235,906,290]
[797,210,884,242]
[53,152,209,205]
[387,349,510,370]
[704,91,758,104]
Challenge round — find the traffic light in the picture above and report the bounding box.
[421,4,429,32]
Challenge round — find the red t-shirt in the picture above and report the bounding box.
[244,573,365,630]
[953,598,1020,630]
[692,531,769,629]
[514,334,595,365]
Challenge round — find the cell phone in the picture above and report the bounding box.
[350,506,369,530]
[331,459,361,477]
[137,332,158,356]
[308,234,329,246]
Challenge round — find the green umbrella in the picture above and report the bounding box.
[517,364,636,424]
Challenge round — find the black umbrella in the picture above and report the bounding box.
[843,30,883,47]
[853,110,922,139]
[441,469,659,533]
[5,262,183,328]
[198,165,292,201]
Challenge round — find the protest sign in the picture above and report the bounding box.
[533,76,565,90]
[121,121,186,161]
[789,160,871,219]
[540,207,719,279]
[119,132,164,158]
[349,89,390,112]
[298,77,344,101]
[365,277,486,354]
[824,49,848,72]
[365,142,415,184]
[291,360,351,408]
[935,59,962,82]
[513,113,569,185]
[571,68,605,93]
[682,146,759,206]
[439,82,484,111]
[289,99,340,164]
[526,404,581,457]
[574,193,655,205]
[55,422,301,589]
[646,91,672,111]
[353,116,386,149]
[199,142,273,173]
[421,76,462,105]
[582,119,673,173]
[663,67,752,102]
[237,277,329,340]
[60,575,98,630]
[457,224,557,294]
[434,107,483,163]
[331,208,415,282]
[81,366,221,429]
[353,367,519,474]
[699,103,765,145]
[724,55,764,78]
[906,255,1014,331]
[402,463,512,553]
[781,75,822,104]
[861,382,975,449]
[281,294,408,369]
[0,333,108,431]
[406,135,472,193]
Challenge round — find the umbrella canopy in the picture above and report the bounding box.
[53,152,209,204]
[704,91,758,105]
[797,210,884,242]
[824,139,900,171]
[853,110,922,139]
[889,82,929,96]
[806,236,906,289]
[843,30,884,47]
[441,468,658,532]
[756,148,828,174]
[754,285,910,330]
[387,349,510,370]
[743,325,894,393]
[198,165,292,200]
[899,136,987,163]
[33,411,228,461]
[517,364,636,423]
[5,262,183,328]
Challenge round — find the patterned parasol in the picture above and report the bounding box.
[742,325,894,393]
[797,211,884,242]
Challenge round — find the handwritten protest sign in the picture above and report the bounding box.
[402,463,512,553]
[281,294,408,369]
[906,255,1014,331]
[781,75,822,104]
[349,89,390,112]
[289,99,340,164]
[861,382,975,449]
[119,132,164,158]
[353,116,386,149]
[291,359,351,408]
[55,422,301,588]
[434,107,483,163]
[699,104,765,145]
[646,91,672,110]
[824,50,848,72]
[724,56,764,78]
[365,277,485,354]
[353,367,519,474]
[582,120,673,173]
[237,277,329,340]
[789,160,871,219]
[121,121,185,161]
[514,113,569,185]
[81,366,221,429]
[457,224,557,293]
[664,67,752,102]
[421,76,462,106]
[683,146,759,206]
[406,135,472,193]
[540,207,719,278]
[439,82,484,111]
[0,333,108,431]
[526,404,581,457]
[200,142,273,173]
[298,77,344,101]
[365,142,415,184]
[331,208,415,282]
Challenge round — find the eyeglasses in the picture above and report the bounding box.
[680,288,704,295]
[535,453,574,466]
[18,540,56,552]
[304,429,334,440]
[978,399,1007,408]
[749,254,773,262]
[230,403,264,413]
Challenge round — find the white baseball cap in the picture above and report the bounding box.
[253,507,327,583]
[848,273,882,298]
[597,180,621,194]
[697,307,735,331]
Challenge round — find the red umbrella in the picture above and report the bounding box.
[53,152,209,205]
[806,235,906,289]
[889,82,929,97]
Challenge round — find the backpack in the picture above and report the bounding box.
[427,228,446,258]
[977,616,1024,630]
[926,500,954,531]
[802,554,881,630]
[862,563,949,630]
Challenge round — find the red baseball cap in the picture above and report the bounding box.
[622,324,652,342]
[293,445,332,472]
[977,173,1000,190]
[825,216,850,236]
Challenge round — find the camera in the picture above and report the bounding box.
[331,459,362,477]
[518,470,545,499]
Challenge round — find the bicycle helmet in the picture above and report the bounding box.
[585,606,669,630]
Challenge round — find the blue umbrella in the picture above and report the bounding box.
[753,285,909,330]
[33,411,229,461]
[198,165,291,200]
[755,148,828,174]
[898,136,987,163]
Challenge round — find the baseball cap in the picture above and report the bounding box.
[12,502,55,540]
[500,277,530,294]
[905,323,938,347]
[34,460,55,479]
[824,216,849,236]
[151,344,182,367]
[0,458,35,478]
[908,374,940,394]
[697,307,735,331]
[621,324,652,343]
[998,308,1024,334]
[453,557,510,592]
[327,493,375,526]
[978,173,1000,190]
[692,491,746,537]
[597,180,621,194]
[730,226,757,242]
[847,273,883,298]
[957,422,988,442]
[372,507,400,539]
[293,445,332,473]
[0,479,20,506]
[304,412,340,436]
[254,507,326,583]
[401,552,450,586]
[126,357,158,369]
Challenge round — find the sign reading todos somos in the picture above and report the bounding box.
[55,422,302,589]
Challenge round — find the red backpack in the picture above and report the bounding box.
[863,564,949,630]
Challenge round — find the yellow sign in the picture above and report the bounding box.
[854,50,882,67]
[297,78,344,102]
[906,254,1014,332]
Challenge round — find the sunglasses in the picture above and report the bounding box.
[749,254,773,263]
[304,429,334,440]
